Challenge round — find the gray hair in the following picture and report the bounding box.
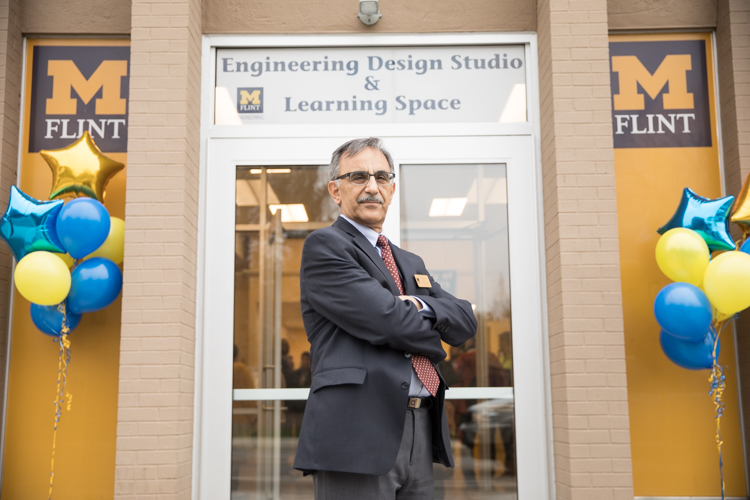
[329,137,395,182]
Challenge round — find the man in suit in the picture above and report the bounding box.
[293,137,477,499]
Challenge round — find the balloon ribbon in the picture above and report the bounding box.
[48,303,72,500]
[709,320,727,500]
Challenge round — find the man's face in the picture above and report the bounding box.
[328,147,395,232]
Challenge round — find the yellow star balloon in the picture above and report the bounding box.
[40,131,124,203]
[731,173,750,236]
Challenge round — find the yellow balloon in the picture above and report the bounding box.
[655,228,710,285]
[14,251,71,305]
[715,310,733,323]
[54,252,75,268]
[704,251,750,315]
[84,217,124,265]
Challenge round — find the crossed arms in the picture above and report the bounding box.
[301,230,477,361]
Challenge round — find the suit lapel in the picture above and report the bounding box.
[333,217,400,295]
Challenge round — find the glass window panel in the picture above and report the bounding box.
[231,398,516,499]
[402,164,517,494]
[436,397,517,499]
[231,416,314,498]
[400,164,512,388]
[232,166,337,498]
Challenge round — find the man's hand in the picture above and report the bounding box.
[399,295,423,310]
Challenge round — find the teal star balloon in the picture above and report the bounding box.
[0,186,65,261]
[658,188,736,251]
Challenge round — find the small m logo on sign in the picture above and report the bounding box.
[238,88,263,113]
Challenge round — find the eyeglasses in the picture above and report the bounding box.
[335,171,396,185]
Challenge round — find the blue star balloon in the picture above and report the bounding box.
[0,186,65,261]
[658,188,736,251]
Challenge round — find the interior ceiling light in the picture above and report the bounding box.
[269,204,309,223]
[429,198,468,217]
[358,0,381,25]
[249,168,291,174]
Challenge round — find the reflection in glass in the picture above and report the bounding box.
[231,398,514,499]
[231,416,314,498]
[232,166,336,498]
[401,164,517,495]
[435,397,517,499]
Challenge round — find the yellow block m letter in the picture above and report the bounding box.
[46,60,128,115]
[611,55,694,110]
[239,90,261,105]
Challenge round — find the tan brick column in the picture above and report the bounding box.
[114,0,202,497]
[536,0,634,499]
[717,0,750,467]
[0,0,22,444]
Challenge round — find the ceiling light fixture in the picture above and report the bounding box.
[249,168,292,175]
[269,204,309,223]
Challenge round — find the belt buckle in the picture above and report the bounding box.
[408,397,421,409]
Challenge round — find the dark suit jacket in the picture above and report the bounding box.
[293,217,477,475]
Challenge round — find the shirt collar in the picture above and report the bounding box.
[339,214,383,248]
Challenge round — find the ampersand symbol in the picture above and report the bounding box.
[364,76,380,91]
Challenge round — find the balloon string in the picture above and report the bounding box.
[709,320,727,500]
[738,233,748,248]
[48,304,72,500]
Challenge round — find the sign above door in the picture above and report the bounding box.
[214,45,527,125]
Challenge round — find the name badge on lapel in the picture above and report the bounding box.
[414,274,432,288]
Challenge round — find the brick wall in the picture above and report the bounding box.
[717,0,750,475]
[114,0,203,497]
[0,0,21,448]
[536,0,634,498]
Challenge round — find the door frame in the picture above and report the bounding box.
[195,33,553,500]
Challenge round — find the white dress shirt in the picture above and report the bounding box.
[340,215,433,397]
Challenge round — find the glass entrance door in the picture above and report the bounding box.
[200,135,549,500]
[232,163,517,499]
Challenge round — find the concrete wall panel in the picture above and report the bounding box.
[203,0,535,34]
[21,0,130,35]
[608,0,717,30]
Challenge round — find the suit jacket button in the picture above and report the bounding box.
[404,352,412,358]
[401,382,409,390]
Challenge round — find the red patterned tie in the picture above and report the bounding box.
[377,235,440,397]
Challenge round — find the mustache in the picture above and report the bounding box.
[357,195,384,204]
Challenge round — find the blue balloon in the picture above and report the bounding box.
[0,186,65,261]
[68,258,122,314]
[653,282,713,341]
[30,302,81,337]
[660,329,720,370]
[56,198,110,259]
[741,239,750,255]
